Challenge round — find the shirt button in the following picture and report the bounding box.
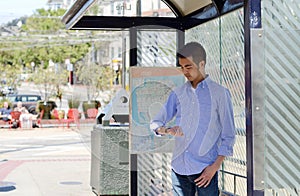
[185,150,188,153]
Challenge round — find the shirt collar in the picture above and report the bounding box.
[188,75,209,89]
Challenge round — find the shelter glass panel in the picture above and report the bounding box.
[85,0,175,17]
[261,0,300,195]
[186,8,246,195]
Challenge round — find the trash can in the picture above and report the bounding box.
[90,124,129,195]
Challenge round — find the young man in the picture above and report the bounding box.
[150,42,236,195]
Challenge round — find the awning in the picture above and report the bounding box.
[61,0,244,30]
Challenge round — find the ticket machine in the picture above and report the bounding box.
[97,88,129,126]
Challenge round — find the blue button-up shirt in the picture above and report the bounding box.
[0,107,12,121]
[150,76,235,175]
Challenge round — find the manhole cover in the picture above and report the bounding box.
[59,181,82,185]
[0,181,16,192]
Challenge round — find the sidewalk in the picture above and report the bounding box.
[0,127,95,196]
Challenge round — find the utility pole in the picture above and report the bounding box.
[121,0,127,89]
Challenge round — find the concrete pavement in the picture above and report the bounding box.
[0,126,95,196]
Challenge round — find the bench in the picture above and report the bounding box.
[0,120,10,128]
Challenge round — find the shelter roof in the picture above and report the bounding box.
[62,0,243,30]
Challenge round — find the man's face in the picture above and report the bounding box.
[179,56,202,82]
[17,102,22,108]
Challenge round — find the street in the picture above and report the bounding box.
[18,82,88,111]
[0,126,95,196]
[17,81,114,116]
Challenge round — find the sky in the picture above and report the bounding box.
[0,0,48,25]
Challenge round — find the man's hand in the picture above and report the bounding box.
[167,126,184,136]
[194,156,225,187]
[194,165,218,188]
[156,126,183,136]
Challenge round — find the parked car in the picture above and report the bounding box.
[6,94,42,114]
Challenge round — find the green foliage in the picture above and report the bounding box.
[0,63,22,89]
[0,8,91,73]
[29,66,68,101]
[76,62,112,101]
[68,97,81,109]
[22,8,66,33]
[0,7,113,105]
[0,98,12,108]
[37,100,57,119]
[82,100,100,118]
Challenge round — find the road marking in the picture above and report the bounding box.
[0,160,24,181]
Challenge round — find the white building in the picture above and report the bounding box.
[47,0,76,10]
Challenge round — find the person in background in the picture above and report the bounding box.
[14,101,39,128]
[150,42,236,196]
[0,101,12,122]
[14,101,28,113]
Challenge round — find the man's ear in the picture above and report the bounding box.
[199,60,205,68]
[198,61,205,69]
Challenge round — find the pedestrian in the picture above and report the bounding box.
[14,101,39,128]
[150,42,236,196]
[14,101,28,113]
[0,101,12,122]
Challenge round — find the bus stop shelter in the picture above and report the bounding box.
[62,0,299,195]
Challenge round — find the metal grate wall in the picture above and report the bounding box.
[137,30,177,67]
[137,153,173,195]
[186,9,246,195]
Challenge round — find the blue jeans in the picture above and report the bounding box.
[171,170,219,196]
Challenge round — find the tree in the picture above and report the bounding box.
[0,8,114,107]
[29,65,68,101]
[0,8,91,74]
[22,8,66,34]
[0,8,93,101]
[76,60,112,101]
[0,63,22,91]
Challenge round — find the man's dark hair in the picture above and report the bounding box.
[177,42,206,65]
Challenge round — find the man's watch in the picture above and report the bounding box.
[164,127,170,134]
[157,127,169,134]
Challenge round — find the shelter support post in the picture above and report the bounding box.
[129,27,137,67]
[244,0,254,195]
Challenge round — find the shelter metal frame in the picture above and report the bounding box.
[62,0,253,195]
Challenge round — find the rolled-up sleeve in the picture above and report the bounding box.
[218,89,236,156]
